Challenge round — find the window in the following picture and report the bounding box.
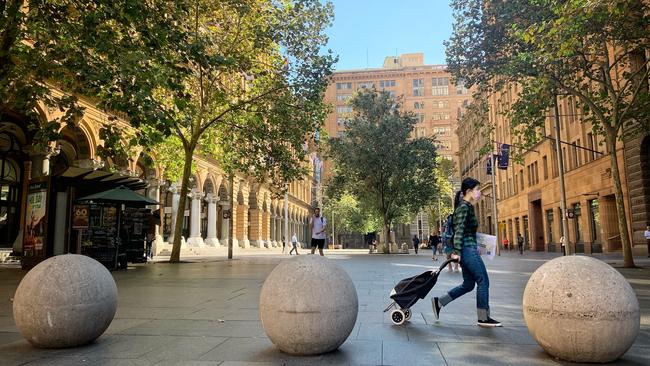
[542,156,548,180]
[358,81,375,90]
[336,118,346,127]
[433,127,451,135]
[576,139,582,166]
[412,79,424,96]
[387,91,396,98]
[379,80,396,88]
[336,94,351,102]
[432,100,449,109]
[573,203,582,244]
[435,141,451,150]
[589,199,600,243]
[455,79,468,95]
[414,101,425,109]
[571,142,578,169]
[336,106,353,114]
[415,127,427,138]
[336,82,352,90]
[519,169,524,191]
[415,113,425,123]
[431,77,449,95]
[586,133,595,161]
[432,113,450,121]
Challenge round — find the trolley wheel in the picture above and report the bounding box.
[404,309,412,321]
[390,309,406,325]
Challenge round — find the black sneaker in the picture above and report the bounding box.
[432,297,442,320]
[477,318,502,327]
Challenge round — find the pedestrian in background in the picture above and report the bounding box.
[429,233,439,261]
[560,235,566,256]
[412,235,420,254]
[290,232,299,255]
[432,177,502,327]
[310,207,327,256]
[517,233,524,255]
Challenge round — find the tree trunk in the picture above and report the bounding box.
[382,211,391,254]
[605,133,635,268]
[169,144,196,263]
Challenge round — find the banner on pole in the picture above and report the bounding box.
[498,143,510,170]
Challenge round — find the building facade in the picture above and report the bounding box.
[0,87,316,265]
[457,86,650,255]
[323,53,469,240]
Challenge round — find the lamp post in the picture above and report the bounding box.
[553,94,570,255]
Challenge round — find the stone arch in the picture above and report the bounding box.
[218,181,230,202]
[248,184,259,209]
[203,176,216,195]
[51,124,93,175]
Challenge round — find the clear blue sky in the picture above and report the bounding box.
[324,1,454,70]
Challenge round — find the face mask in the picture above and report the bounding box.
[473,190,482,201]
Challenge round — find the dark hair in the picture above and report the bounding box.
[454,177,481,209]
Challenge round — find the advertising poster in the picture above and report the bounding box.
[24,183,48,253]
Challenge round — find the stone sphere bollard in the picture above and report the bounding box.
[259,255,358,355]
[523,256,639,363]
[13,254,118,348]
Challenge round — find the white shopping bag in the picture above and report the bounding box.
[476,233,497,260]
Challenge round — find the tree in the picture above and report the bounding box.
[1,1,191,147]
[427,157,455,232]
[322,193,380,238]
[446,0,650,267]
[327,90,438,251]
[138,0,335,263]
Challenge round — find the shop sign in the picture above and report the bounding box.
[72,205,90,229]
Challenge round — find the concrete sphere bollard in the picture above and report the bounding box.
[260,255,358,355]
[523,256,639,363]
[13,254,118,348]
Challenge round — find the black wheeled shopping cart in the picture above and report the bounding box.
[383,258,458,325]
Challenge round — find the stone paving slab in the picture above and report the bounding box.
[0,250,649,365]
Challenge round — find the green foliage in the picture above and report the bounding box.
[322,194,380,235]
[446,0,650,267]
[1,1,192,139]
[326,90,439,243]
[427,157,455,229]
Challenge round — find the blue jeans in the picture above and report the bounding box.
[439,246,490,320]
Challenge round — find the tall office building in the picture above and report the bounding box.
[322,53,469,241]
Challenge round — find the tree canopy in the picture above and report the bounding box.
[446,0,650,267]
[327,90,438,249]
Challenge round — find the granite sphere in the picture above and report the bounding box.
[13,254,118,348]
[259,255,358,355]
[523,256,639,363]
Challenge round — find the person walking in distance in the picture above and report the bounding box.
[310,207,327,256]
[560,235,566,256]
[432,177,502,327]
[644,226,650,258]
[290,232,300,255]
[429,232,439,261]
[412,235,420,254]
[517,233,524,255]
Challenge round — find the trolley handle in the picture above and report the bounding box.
[433,258,459,275]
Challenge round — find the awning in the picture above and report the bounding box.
[58,167,148,190]
[76,186,159,206]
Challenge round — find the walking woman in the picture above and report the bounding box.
[431,177,502,327]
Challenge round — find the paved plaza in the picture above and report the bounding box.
[1,249,649,366]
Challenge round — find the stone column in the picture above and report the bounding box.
[219,201,231,245]
[168,184,180,243]
[146,179,163,254]
[204,193,220,247]
[261,211,271,248]
[186,189,205,247]
[249,204,263,248]
[236,200,250,248]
